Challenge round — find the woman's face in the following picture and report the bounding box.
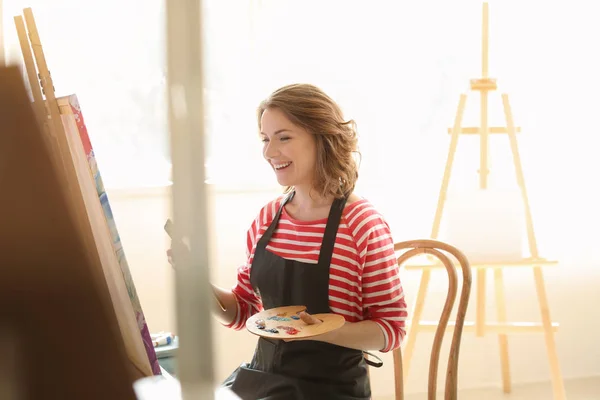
[260,107,317,189]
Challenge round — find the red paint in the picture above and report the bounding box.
[277,325,300,335]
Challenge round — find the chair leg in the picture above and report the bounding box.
[393,349,404,400]
[402,270,431,379]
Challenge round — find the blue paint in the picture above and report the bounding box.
[268,316,291,322]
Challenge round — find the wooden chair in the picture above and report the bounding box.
[393,240,473,400]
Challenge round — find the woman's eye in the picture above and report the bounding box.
[279,136,290,142]
[261,137,269,143]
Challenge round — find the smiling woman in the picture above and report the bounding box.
[202,83,408,400]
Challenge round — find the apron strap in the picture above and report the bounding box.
[362,351,384,368]
[256,191,295,250]
[317,195,348,267]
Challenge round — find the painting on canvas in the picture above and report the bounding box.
[58,94,161,375]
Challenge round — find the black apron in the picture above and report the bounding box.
[223,191,382,400]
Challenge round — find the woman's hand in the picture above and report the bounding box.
[297,311,322,326]
[283,311,335,343]
[166,248,175,268]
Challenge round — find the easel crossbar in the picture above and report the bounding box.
[411,321,559,334]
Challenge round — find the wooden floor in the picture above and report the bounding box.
[399,376,600,400]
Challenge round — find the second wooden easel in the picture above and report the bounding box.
[401,3,566,399]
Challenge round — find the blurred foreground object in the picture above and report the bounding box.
[0,66,137,399]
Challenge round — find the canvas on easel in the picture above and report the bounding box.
[400,3,565,400]
[58,93,161,374]
[57,94,161,375]
[12,8,159,377]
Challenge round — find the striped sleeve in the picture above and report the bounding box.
[222,198,281,330]
[352,207,407,352]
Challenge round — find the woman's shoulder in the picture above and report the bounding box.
[343,192,381,216]
[343,193,391,231]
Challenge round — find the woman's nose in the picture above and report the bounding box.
[264,141,279,158]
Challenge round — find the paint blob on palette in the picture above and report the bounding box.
[246,305,345,340]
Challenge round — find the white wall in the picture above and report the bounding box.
[106,184,600,398]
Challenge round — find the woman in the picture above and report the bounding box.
[173,84,407,399]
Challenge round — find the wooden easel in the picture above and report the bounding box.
[401,3,566,399]
[11,8,156,379]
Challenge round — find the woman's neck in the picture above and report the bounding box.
[286,186,334,221]
[293,185,333,207]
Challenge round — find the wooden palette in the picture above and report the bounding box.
[246,305,345,340]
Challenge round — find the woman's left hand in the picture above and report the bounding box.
[298,311,322,326]
[283,311,331,342]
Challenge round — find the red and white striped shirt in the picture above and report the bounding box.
[226,196,407,353]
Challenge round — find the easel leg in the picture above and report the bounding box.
[430,94,467,239]
[14,16,48,130]
[14,11,63,185]
[533,267,565,400]
[476,269,486,337]
[403,94,468,379]
[21,8,67,178]
[494,268,511,393]
[502,94,565,400]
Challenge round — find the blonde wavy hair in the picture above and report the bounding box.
[257,84,360,200]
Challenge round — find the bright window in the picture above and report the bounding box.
[3,1,599,258]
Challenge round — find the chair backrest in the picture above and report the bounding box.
[393,239,472,400]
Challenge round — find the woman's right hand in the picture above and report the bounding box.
[166,248,175,268]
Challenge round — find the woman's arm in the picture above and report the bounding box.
[287,210,407,352]
[168,199,278,330]
[288,312,385,351]
[211,285,239,326]
[167,248,261,330]
[322,320,385,351]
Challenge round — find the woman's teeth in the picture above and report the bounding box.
[274,162,292,170]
